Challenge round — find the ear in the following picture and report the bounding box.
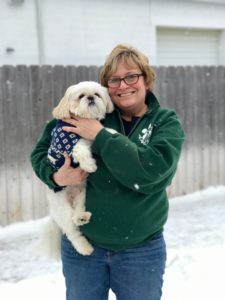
[52,95,71,119]
[52,86,74,119]
[104,88,114,113]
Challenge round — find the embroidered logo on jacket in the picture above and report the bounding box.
[139,123,153,145]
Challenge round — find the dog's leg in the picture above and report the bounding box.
[53,209,93,256]
[70,185,92,226]
[72,139,97,173]
[48,188,93,256]
[66,226,94,256]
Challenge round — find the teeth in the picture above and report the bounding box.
[118,92,134,97]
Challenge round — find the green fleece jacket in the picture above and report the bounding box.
[30,92,185,251]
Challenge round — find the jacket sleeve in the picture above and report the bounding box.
[91,110,185,195]
[30,119,61,191]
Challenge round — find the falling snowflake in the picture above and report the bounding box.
[134,184,139,190]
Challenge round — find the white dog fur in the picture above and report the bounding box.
[37,81,114,260]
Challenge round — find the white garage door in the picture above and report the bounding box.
[157,27,220,66]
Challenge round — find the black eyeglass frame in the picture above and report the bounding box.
[107,73,144,88]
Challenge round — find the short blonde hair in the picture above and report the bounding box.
[100,44,156,91]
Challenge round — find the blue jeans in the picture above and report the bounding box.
[61,233,166,300]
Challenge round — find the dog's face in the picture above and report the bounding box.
[52,81,114,120]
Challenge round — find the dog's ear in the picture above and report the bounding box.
[103,88,114,113]
[52,96,71,119]
[52,87,73,119]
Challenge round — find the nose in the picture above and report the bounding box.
[87,96,95,105]
[119,79,129,88]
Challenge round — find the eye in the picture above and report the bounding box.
[125,74,137,80]
[108,78,120,84]
[79,94,84,99]
[94,93,100,97]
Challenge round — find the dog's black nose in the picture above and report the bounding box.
[87,96,95,105]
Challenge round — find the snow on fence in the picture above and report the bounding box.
[0,65,224,225]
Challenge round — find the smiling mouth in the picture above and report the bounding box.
[118,91,135,97]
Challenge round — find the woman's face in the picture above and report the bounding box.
[107,60,149,117]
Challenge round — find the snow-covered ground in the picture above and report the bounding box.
[0,186,225,300]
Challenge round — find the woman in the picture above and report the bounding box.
[31,44,185,300]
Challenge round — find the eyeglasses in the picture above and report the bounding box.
[107,73,144,88]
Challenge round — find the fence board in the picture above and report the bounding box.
[217,67,225,183]
[210,66,220,186]
[0,67,8,224]
[172,66,186,196]
[29,65,51,220]
[0,65,224,225]
[1,66,22,223]
[14,65,33,222]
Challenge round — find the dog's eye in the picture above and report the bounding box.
[94,93,100,97]
[79,94,85,99]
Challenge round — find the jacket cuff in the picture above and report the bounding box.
[47,170,65,192]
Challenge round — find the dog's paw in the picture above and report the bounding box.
[76,242,94,256]
[73,211,92,226]
[80,160,97,173]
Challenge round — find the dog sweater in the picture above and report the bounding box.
[47,120,80,169]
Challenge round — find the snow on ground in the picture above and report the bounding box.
[0,186,225,300]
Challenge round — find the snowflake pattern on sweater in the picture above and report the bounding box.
[47,120,80,169]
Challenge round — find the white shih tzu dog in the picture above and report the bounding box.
[38,81,114,260]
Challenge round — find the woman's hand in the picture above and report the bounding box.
[62,117,104,140]
[53,154,88,186]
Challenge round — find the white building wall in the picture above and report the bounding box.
[151,0,225,65]
[0,0,154,66]
[0,0,225,66]
[39,0,153,66]
[0,0,39,65]
[151,0,225,29]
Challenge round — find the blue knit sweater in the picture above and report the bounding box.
[47,120,80,169]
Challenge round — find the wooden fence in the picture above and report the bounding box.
[0,65,224,225]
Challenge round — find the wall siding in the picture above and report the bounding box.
[0,65,224,225]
